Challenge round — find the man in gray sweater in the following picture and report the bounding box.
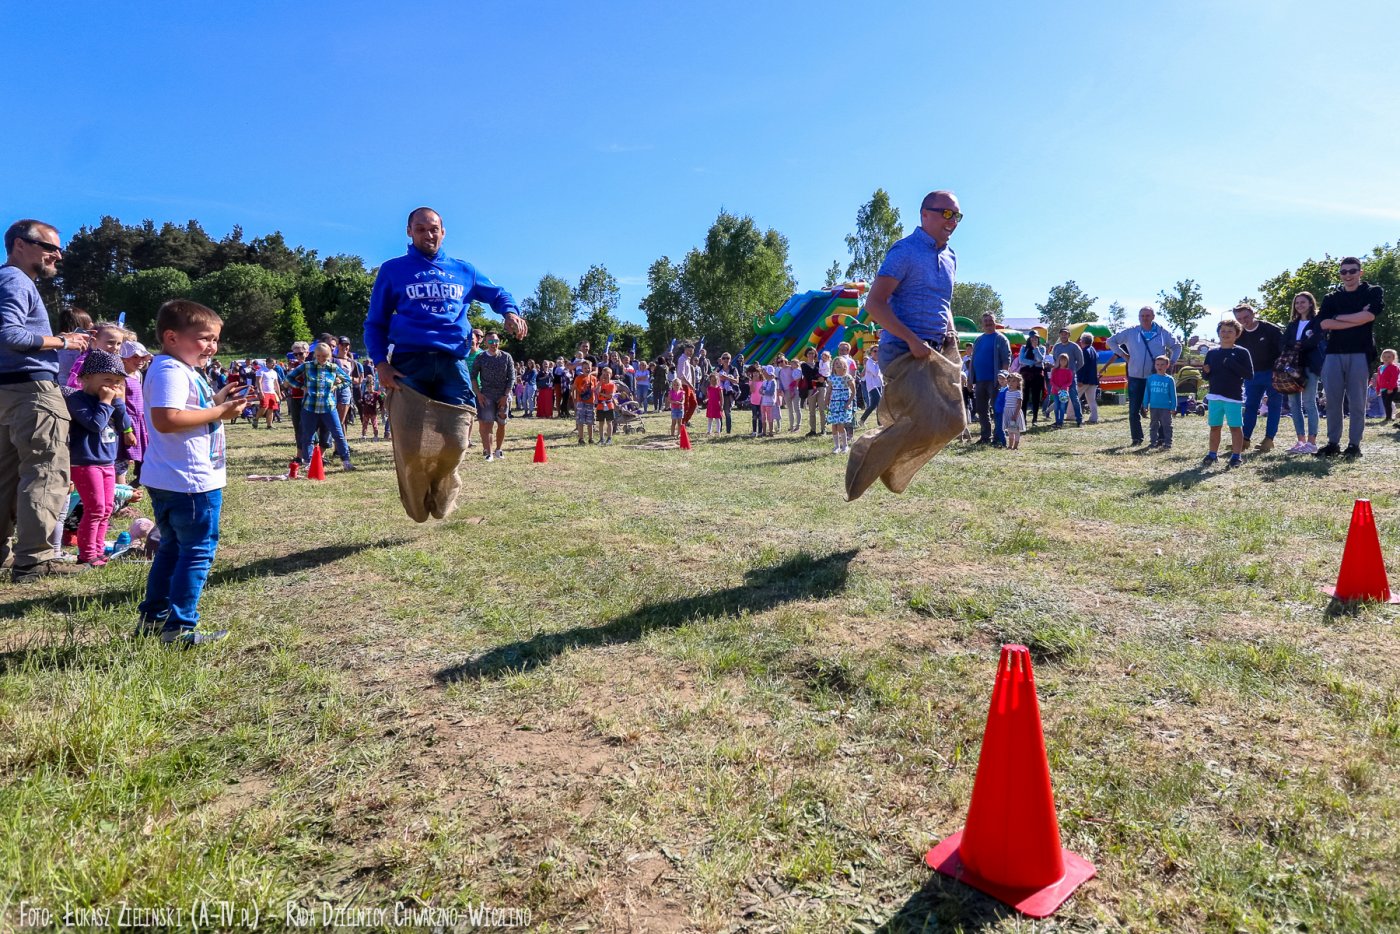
[0,219,94,581]
[1107,306,1183,446]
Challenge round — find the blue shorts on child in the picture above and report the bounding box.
[1207,397,1243,428]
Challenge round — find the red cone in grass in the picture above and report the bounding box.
[533,433,548,463]
[307,446,326,481]
[925,644,1095,918]
[678,424,692,450]
[1324,498,1399,603]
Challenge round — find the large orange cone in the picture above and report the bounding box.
[1324,499,1399,602]
[925,644,1095,917]
[533,434,548,464]
[307,446,326,481]
[678,424,692,450]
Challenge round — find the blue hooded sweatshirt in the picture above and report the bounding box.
[363,245,519,365]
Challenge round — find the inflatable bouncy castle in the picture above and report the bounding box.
[739,283,874,365]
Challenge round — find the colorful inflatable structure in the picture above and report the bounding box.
[738,286,1127,390]
[740,283,874,365]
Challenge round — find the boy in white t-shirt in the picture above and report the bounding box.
[136,300,248,646]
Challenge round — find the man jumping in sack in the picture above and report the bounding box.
[365,207,527,404]
[364,207,528,521]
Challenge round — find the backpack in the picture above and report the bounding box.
[1272,345,1306,394]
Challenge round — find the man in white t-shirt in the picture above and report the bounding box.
[255,363,282,429]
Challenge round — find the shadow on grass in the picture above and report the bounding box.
[1255,456,1330,481]
[873,874,1017,932]
[0,539,402,622]
[1140,463,1213,494]
[436,548,858,682]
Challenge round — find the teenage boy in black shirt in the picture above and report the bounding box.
[1316,257,1384,459]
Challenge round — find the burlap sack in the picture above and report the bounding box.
[387,383,477,523]
[845,346,967,500]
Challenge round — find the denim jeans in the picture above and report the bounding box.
[300,408,351,463]
[1126,377,1148,443]
[392,350,476,407]
[139,487,222,630]
[1289,372,1320,439]
[1054,394,1068,426]
[1242,370,1283,442]
[1068,377,1082,424]
[859,386,882,423]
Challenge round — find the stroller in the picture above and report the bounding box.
[615,397,647,434]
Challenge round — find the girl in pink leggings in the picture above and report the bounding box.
[63,350,134,566]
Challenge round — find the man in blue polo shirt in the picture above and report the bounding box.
[865,190,961,367]
[364,207,527,407]
[969,313,1011,444]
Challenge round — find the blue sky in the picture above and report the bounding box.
[13,0,1400,331]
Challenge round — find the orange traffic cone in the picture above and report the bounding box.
[307,446,326,481]
[533,434,548,464]
[925,644,1095,917]
[1324,499,1399,603]
[678,424,692,450]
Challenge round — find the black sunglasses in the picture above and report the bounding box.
[1340,267,1361,275]
[19,235,61,255]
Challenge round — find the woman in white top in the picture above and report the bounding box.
[1282,291,1325,454]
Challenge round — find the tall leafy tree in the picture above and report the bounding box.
[681,210,795,352]
[952,282,1005,323]
[824,260,843,288]
[272,293,314,349]
[574,264,620,318]
[1035,280,1098,336]
[520,273,577,359]
[640,256,693,355]
[843,189,903,283]
[1106,300,1127,331]
[1157,279,1206,340]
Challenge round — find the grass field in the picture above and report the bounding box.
[2,403,1399,932]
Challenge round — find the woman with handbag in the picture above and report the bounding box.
[1279,291,1325,454]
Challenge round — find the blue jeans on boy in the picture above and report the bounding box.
[392,350,477,407]
[300,408,351,464]
[139,487,222,631]
[1242,370,1283,443]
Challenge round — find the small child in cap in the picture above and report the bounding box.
[64,350,135,566]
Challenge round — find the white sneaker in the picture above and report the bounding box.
[1301,442,1318,454]
[493,450,504,459]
